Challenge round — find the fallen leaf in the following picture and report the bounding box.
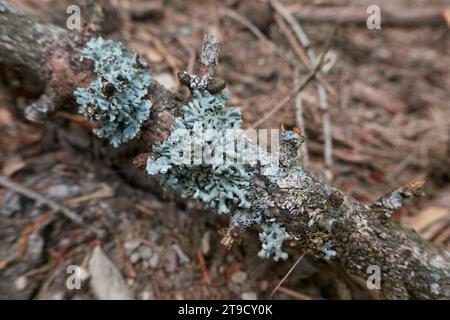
[89,246,132,300]
[2,156,26,177]
[0,108,13,126]
[443,8,450,28]
[404,207,449,232]
[65,184,114,207]
[128,41,163,63]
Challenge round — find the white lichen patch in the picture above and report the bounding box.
[320,241,337,261]
[146,90,252,214]
[258,223,288,261]
[74,37,152,147]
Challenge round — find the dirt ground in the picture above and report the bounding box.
[0,0,449,300]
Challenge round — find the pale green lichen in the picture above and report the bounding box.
[146,90,252,214]
[74,37,152,147]
[258,223,288,261]
[320,241,337,261]
[145,86,302,261]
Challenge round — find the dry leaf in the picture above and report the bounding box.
[128,41,163,63]
[0,108,13,126]
[443,8,450,28]
[65,184,114,207]
[1,156,26,177]
[404,206,449,232]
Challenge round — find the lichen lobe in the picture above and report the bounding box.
[74,37,152,147]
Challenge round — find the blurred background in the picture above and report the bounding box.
[0,0,449,299]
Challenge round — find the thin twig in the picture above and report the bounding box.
[0,176,104,238]
[277,286,314,300]
[220,8,271,44]
[135,28,180,91]
[271,252,305,297]
[176,36,196,75]
[200,34,221,78]
[270,0,335,167]
[294,67,309,167]
[273,12,337,98]
[220,8,301,69]
[250,36,332,129]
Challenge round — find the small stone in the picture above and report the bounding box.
[77,266,90,282]
[241,292,257,300]
[171,244,190,264]
[139,246,153,259]
[231,271,248,284]
[124,240,141,253]
[47,184,80,199]
[14,276,28,291]
[201,232,211,255]
[141,289,155,300]
[88,246,133,300]
[148,230,160,243]
[148,253,160,268]
[162,249,177,272]
[130,252,141,264]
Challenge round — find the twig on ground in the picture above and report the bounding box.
[176,36,196,75]
[250,35,332,129]
[293,67,309,167]
[220,8,271,44]
[277,286,314,300]
[271,252,305,297]
[0,176,104,238]
[271,0,335,168]
[371,180,425,219]
[135,28,180,91]
[273,12,337,98]
[197,249,212,285]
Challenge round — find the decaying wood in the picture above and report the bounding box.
[0,0,449,299]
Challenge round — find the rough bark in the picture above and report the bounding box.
[0,1,449,299]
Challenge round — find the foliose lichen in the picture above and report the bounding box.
[258,223,288,261]
[146,90,252,214]
[146,87,296,261]
[320,240,337,261]
[74,37,152,147]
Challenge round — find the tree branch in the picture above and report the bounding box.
[0,1,448,299]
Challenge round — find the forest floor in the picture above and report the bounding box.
[0,0,449,300]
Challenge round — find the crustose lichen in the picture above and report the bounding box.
[74,37,152,147]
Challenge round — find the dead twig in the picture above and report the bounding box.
[271,0,336,168]
[277,286,314,300]
[250,35,332,129]
[273,12,337,99]
[176,36,196,75]
[220,8,271,44]
[293,67,309,167]
[197,249,212,285]
[0,176,104,238]
[271,252,305,297]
